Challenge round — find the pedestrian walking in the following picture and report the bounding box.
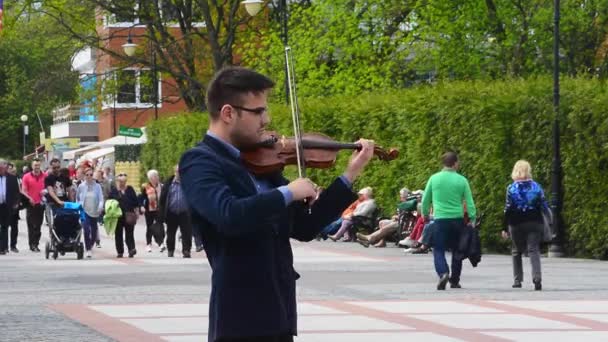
[76,168,104,258]
[421,152,477,290]
[22,159,46,252]
[0,159,20,255]
[502,160,547,291]
[109,174,139,258]
[158,165,192,258]
[140,170,165,252]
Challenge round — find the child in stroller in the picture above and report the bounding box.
[45,202,85,260]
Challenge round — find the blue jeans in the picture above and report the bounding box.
[82,214,99,251]
[320,218,343,239]
[432,218,465,284]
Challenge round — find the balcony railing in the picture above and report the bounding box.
[52,104,98,124]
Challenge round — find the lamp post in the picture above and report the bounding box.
[20,114,28,158]
[242,0,289,103]
[549,0,564,257]
[122,32,159,120]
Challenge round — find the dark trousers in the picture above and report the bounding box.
[217,334,293,342]
[144,211,163,245]
[432,218,466,284]
[27,204,44,248]
[510,221,543,283]
[0,204,10,252]
[114,217,135,255]
[192,223,203,248]
[82,214,99,251]
[166,211,192,254]
[9,211,18,248]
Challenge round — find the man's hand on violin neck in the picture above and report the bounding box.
[287,178,318,202]
[344,139,375,183]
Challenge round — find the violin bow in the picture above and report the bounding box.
[285,46,312,213]
[285,46,306,179]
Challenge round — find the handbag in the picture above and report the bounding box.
[150,221,165,243]
[541,206,554,243]
[125,211,138,226]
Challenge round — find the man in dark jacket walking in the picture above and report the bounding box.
[179,67,375,342]
[158,165,192,258]
[0,159,20,255]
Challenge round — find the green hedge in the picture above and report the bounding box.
[142,77,608,258]
[115,144,142,162]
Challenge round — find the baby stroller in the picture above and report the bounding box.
[44,202,85,260]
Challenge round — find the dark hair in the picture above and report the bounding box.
[59,167,70,178]
[206,66,275,120]
[442,152,459,167]
[50,158,61,165]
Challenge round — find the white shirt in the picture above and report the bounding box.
[0,175,6,204]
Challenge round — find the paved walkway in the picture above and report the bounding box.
[3,211,608,341]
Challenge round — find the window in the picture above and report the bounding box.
[117,70,137,103]
[105,0,204,27]
[102,68,161,109]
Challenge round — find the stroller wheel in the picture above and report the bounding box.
[45,242,50,260]
[52,250,58,260]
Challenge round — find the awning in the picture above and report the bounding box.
[81,147,115,161]
[62,127,147,160]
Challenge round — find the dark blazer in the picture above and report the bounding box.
[179,134,356,342]
[0,174,20,226]
[157,175,191,223]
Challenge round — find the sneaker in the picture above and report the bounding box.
[437,273,449,290]
[196,245,204,252]
[398,237,414,247]
[128,249,137,258]
[95,241,101,248]
[86,250,92,258]
[146,244,152,253]
[512,281,522,288]
[533,279,542,291]
[116,253,123,258]
[450,282,462,289]
[159,244,166,253]
[411,247,429,254]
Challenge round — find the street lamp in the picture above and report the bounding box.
[20,114,28,158]
[242,0,289,103]
[122,32,159,120]
[242,0,263,16]
[549,0,564,257]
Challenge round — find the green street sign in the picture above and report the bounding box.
[118,125,143,138]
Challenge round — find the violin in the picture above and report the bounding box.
[241,131,399,176]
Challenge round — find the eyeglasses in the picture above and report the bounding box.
[229,104,268,115]
[86,173,93,177]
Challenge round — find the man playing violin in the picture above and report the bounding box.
[179,66,375,342]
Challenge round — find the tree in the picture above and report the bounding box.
[242,0,608,100]
[41,0,259,110]
[0,1,81,159]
